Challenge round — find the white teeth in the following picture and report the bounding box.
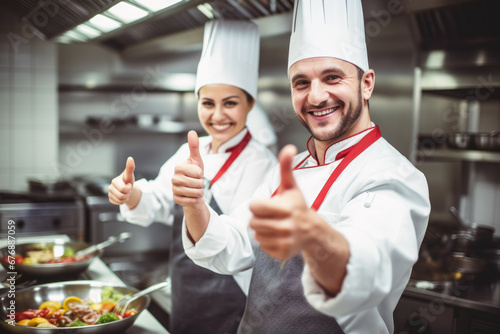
[312,107,337,117]
[212,124,231,130]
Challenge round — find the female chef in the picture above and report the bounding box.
[107,20,277,334]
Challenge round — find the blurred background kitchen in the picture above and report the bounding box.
[1,0,500,333]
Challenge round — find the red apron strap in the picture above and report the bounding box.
[210,131,252,187]
[310,126,381,211]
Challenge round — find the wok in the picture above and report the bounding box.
[0,240,102,278]
[448,206,495,252]
[0,281,150,333]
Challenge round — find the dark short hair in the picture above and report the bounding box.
[357,67,364,80]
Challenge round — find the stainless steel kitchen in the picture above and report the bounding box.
[1,0,500,333]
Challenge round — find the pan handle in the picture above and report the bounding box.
[75,232,132,257]
[449,206,468,228]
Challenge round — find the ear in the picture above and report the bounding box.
[361,69,375,101]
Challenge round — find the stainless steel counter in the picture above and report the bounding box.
[402,277,500,315]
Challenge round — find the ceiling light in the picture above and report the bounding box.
[133,0,183,12]
[88,14,122,32]
[106,2,149,24]
[62,30,88,42]
[197,3,214,19]
[75,24,102,39]
[163,73,196,91]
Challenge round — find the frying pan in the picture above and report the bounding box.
[0,280,150,333]
[0,240,102,278]
[0,234,131,278]
[448,206,494,251]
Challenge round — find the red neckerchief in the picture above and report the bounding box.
[210,131,252,188]
[271,126,382,211]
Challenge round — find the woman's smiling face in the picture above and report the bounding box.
[198,84,254,152]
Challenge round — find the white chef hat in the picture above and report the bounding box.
[195,20,260,100]
[288,0,369,73]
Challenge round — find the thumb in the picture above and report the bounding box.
[278,145,298,193]
[187,130,204,171]
[122,157,135,185]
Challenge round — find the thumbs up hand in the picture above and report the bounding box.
[109,157,141,208]
[249,145,313,260]
[172,131,205,208]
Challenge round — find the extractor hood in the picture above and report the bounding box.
[0,0,294,52]
[404,0,500,51]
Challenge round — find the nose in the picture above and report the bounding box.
[212,104,225,120]
[308,80,328,107]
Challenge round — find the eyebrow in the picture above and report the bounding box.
[223,95,240,101]
[200,95,240,101]
[290,66,347,83]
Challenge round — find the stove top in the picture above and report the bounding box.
[0,191,78,204]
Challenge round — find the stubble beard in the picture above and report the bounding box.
[298,89,363,143]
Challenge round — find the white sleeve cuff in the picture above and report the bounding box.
[182,204,229,261]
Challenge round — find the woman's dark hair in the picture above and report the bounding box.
[241,89,254,105]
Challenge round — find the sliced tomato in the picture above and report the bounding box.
[123,311,136,318]
[38,306,50,318]
[14,309,39,322]
[1,255,24,264]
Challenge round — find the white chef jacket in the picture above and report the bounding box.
[120,128,278,294]
[183,125,431,333]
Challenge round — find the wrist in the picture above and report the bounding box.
[126,184,141,209]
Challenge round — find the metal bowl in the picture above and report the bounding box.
[473,132,500,151]
[0,241,102,278]
[0,281,150,333]
[447,132,474,149]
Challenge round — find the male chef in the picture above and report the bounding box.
[172,0,431,333]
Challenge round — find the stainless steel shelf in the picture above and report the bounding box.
[60,121,204,135]
[417,148,500,163]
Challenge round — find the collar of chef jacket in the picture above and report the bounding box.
[202,127,250,154]
[301,122,377,168]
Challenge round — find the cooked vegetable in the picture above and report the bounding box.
[63,296,82,310]
[6,288,136,328]
[1,245,90,265]
[39,301,61,315]
[70,319,89,327]
[96,312,119,324]
[123,311,136,318]
[27,317,49,326]
[101,286,126,303]
[1,255,24,264]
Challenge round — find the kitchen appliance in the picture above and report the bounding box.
[0,191,85,242]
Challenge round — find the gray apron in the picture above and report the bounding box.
[169,194,246,334]
[237,248,344,334]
